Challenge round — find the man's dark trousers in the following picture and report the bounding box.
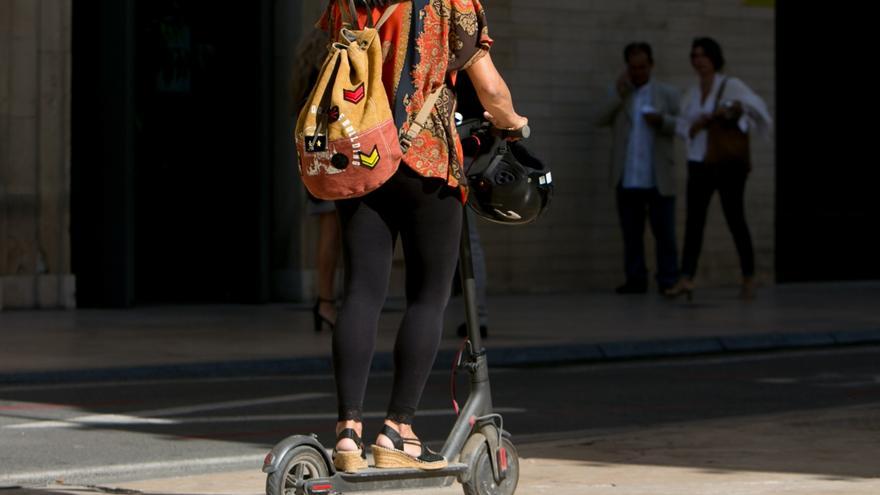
[616,186,678,290]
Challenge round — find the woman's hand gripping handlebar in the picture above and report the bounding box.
[483,111,529,141]
[490,123,531,140]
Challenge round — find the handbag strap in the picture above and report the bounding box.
[713,76,729,112]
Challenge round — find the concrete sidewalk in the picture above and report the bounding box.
[1,282,879,383]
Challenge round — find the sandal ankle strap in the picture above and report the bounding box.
[380,425,425,450]
[337,428,364,449]
[379,425,404,450]
[378,425,443,463]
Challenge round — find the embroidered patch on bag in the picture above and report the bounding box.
[343,83,365,104]
[328,106,340,123]
[359,145,381,168]
[304,135,327,153]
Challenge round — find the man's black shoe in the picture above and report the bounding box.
[615,282,647,294]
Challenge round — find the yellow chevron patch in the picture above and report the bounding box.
[359,146,381,169]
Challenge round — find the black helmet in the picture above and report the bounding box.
[462,123,553,226]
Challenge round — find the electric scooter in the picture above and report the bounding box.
[262,123,528,495]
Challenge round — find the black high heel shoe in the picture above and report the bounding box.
[312,298,336,332]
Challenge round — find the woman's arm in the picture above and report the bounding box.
[465,53,528,131]
[724,77,773,137]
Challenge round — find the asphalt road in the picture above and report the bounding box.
[1,346,878,487]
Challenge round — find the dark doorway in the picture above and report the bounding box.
[72,0,274,306]
[133,0,273,303]
[775,3,880,282]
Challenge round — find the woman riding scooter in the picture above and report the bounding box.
[318,0,528,472]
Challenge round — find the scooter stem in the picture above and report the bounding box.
[440,208,494,460]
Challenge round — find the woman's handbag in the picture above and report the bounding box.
[705,77,751,170]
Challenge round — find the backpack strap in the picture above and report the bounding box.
[338,0,399,31]
[374,3,400,30]
[308,55,344,152]
[338,0,360,30]
[400,85,445,152]
[334,0,436,153]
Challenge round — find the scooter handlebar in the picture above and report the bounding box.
[490,124,531,140]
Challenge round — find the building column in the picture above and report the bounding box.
[0,0,75,310]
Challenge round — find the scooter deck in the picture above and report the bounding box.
[339,462,468,480]
[307,463,469,493]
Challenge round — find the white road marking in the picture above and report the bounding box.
[5,407,527,429]
[4,393,331,430]
[551,346,880,372]
[0,375,334,393]
[6,415,177,429]
[757,374,880,388]
[0,454,262,485]
[756,378,800,384]
[0,367,492,393]
[133,393,332,418]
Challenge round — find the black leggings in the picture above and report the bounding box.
[333,166,462,424]
[681,161,755,278]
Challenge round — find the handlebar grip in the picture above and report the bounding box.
[491,124,531,140]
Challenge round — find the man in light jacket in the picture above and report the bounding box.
[597,42,680,294]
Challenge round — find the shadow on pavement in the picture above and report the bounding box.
[517,403,880,480]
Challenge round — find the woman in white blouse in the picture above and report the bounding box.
[666,37,772,300]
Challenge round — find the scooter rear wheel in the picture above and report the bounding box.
[461,436,519,495]
[265,445,330,495]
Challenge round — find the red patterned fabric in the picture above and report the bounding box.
[319,0,492,194]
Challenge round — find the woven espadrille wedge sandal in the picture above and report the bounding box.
[332,428,369,473]
[371,425,448,470]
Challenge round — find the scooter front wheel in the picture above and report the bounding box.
[265,445,330,495]
[461,435,519,495]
